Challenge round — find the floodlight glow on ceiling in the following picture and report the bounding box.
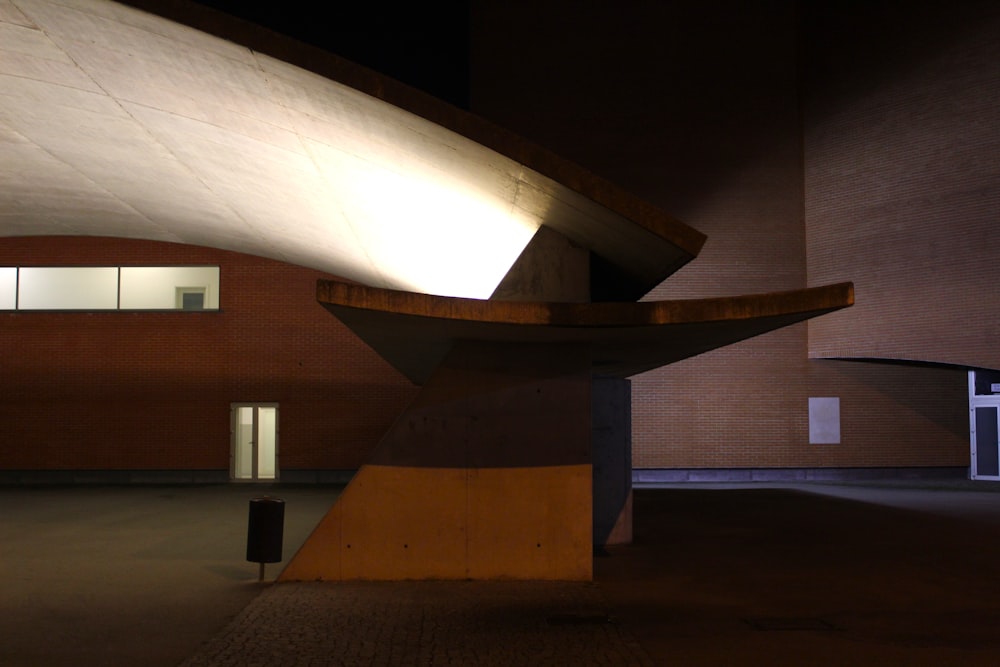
[0,0,703,300]
[0,0,544,299]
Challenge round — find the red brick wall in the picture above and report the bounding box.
[471,0,971,469]
[0,237,416,472]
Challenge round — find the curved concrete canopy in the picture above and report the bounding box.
[0,0,705,299]
[317,279,855,384]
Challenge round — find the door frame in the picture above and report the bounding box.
[230,402,280,482]
[969,372,1000,481]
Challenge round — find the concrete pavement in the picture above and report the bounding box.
[0,484,337,666]
[4,480,1000,665]
[181,581,653,667]
[602,481,1000,666]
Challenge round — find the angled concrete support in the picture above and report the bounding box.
[284,278,853,581]
[281,340,593,581]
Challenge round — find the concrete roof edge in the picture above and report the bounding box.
[117,0,706,261]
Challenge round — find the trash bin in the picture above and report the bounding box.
[246,496,285,569]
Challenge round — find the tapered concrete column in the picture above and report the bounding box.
[495,227,633,546]
[281,340,593,581]
[592,376,633,546]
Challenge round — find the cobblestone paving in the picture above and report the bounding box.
[181,581,654,666]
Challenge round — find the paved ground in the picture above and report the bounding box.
[602,480,1000,666]
[4,479,1000,666]
[181,581,652,667]
[0,485,337,667]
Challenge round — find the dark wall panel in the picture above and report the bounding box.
[471,0,972,469]
[804,1,1000,369]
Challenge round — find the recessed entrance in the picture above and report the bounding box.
[231,403,279,481]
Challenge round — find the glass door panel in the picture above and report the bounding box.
[974,406,1000,478]
[257,407,277,480]
[234,407,254,480]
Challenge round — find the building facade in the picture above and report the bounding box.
[2,1,998,481]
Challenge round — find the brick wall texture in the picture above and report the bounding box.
[470,0,984,469]
[0,237,416,472]
[803,1,1000,370]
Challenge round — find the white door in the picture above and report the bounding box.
[231,404,279,481]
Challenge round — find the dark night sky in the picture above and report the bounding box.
[191,1,471,108]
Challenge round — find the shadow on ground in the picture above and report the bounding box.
[4,482,1000,665]
[599,485,1000,666]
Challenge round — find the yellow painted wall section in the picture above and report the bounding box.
[280,463,592,581]
[466,465,592,580]
[279,498,343,581]
[340,466,468,580]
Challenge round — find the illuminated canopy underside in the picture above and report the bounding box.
[0,0,704,300]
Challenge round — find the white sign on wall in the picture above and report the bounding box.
[809,397,841,444]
